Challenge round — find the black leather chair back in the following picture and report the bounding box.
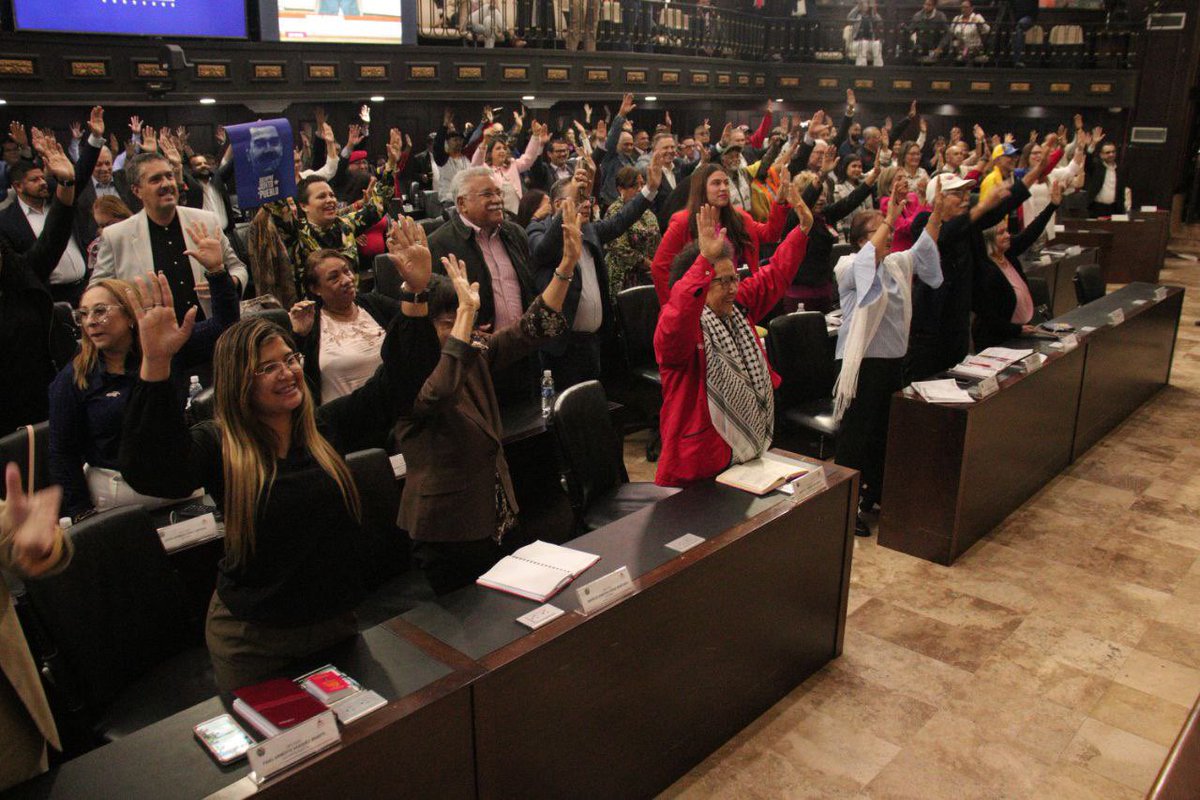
[829,243,854,270]
[1026,275,1052,320]
[187,386,216,424]
[419,216,446,236]
[422,190,442,220]
[551,381,627,513]
[345,448,409,589]
[374,253,401,299]
[615,286,661,371]
[1074,262,1106,305]
[51,302,81,370]
[247,307,292,333]
[0,421,50,499]
[767,312,837,404]
[23,506,196,714]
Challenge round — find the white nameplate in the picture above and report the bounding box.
[665,533,705,553]
[1052,224,1066,233]
[389,453,407,479]
[1065,245,1082,256]
[976,376,1000,398]
[1022,353,1046,373]
[516,604,565,630]
[1110,213,1130,222]
[1132,299,1148,306]
[157,513,220,553]
[1108,308,1125,326]
[1080,326,1097,335]
[1140,206,1159,213]
[576,567,635,614]
[1154,286,1169,301]
[248,711,339,784]
[1060,333,1079,350]
[330,690,386,725]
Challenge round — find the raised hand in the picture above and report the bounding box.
[288,300,317,337]
[888,176,909,221]
[720,122,734,147]
[664,111,673,130]
[1091,126,1105,143]
[618,92,636,118]
[809,110,830,140]
[386,216,432,292]
[70,121,83,140]
[531,120,549,143]
[359,104,371,124]
[1050,180,1064,205]
[314,106,327,130]
[560,197,582,270]
[347,124,364,148]
[387,128,403,167]
[127,272,198,373]
[141,126,158,153]
[183,221,223,271]
[646,150,665,192]
[88,105,105,139]
[319,122,336,145]
[846,88,856,112]
[1,463,64,576]
[129,115,143,137]
[793,191,814,234]
[820,146,839,175]
[973,123,985,141]
[9,122,28,148]
[441,254,480,315]
[908,100,918,118]
[1073,113,1084,131]
[583,103,593,123]
[216,125,227,146]
[443,108,455,129]
[159,131,182,165]
[39,138,75,184]
[919,117,928,134]
[696,204,727,263]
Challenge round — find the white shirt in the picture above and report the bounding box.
[1096,162,1118,205]
[197,179,229,231]
[20,198,86,285]
[435,155,471,203]
[318,307,386,401]
[573,247,602,334]
[92,177,118,198]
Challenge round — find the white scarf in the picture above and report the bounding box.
[701,305,774,463]
[832,247,914,422]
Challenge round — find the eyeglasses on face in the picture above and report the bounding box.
[253,352,305,378]
[73,303,120,326]
[471,189,503,200]
[712,274,740,288]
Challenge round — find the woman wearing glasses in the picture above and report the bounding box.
[47,223,239,520]
[117,218,437,690]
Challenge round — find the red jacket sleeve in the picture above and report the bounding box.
[655,253,713,368]
[747,111,773,150]
[742,201,789,253]
[737,226,808,323]
[652,211,692,306]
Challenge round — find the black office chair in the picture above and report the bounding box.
[0,421,50,499]
[374,253,401,299]
[1026,275,1052,322]
[829,243,853,269]
[345,448,409,589]
[551,381,679,532]
[22,506,216,742]
[615,286,664,460]
[1074,262,1107,305]
[51,301,81,370]
[421,190,442,220]
[767,312,840,459]
[245,306,292,333]
[419,216,446,236]
[186,386,216,424]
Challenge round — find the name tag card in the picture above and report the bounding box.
[1108,308,1125,326]
[157,513,220,553]
[1140,206,1159,212]
[1154,286,1169,301]
[1059,333,1079,351]
[1079,326,1097,335]
[974,376,1000,398]
[1111,214,1130,222]
[1065,245,1082,256]
[248,711,339,784]
[665,533,706,553]
[576,567,635,614]
[516,604,565,630]
[388,453,407,479]
[1021,353,1047,373]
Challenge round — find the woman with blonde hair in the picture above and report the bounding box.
[118,217,438,690]
[86,195,133,271]
[48,223,239,519]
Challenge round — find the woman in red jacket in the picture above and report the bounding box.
[654,198,812,488]
[650,162,792,305]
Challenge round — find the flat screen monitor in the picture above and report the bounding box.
[13,0,249,38]
[259,0,403,44]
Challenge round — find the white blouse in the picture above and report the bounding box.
[318,306,385,401]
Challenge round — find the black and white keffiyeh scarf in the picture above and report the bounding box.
[700,304,774,464]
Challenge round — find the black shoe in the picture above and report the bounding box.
[855,513,872,537]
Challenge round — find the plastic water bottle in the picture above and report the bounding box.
[541,370,556,420]
[186,375,203,410]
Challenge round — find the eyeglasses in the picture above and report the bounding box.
[471,189,503,200]
[72,303,119,326]
[253,352,304,378]
[712,275,740,288]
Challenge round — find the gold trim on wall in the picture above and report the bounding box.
[585,66,610,83]
[502,66,528,81]
[624,69,647,84]
[358,63,389,80]
[306,63,337,80]
[892,79,913,90]
[690,71,710,85]
[545,66,570,81]
[456,64,484,80]
[0,57,35,77]
[409,64,438,80]
[1090,82,1113,94]
[818,77,838,88]
[659,69,680,84]
[853,78,873,89]
[195,63,229,80]
[68,60,108,78]
[252,63,285,81]
[1050,82,1071,94]
[931,80,951,92]
[779,76,800,88]
[1009,81,1031,92]
[970,81,992,92]
[716,72,731,86]
[134,61,168,79]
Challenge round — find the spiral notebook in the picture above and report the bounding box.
[477,540,600,602]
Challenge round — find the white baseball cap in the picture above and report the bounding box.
[926,173,976,204]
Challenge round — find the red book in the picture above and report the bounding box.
[232,678,327,738]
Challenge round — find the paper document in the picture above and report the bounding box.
[912,379,975,404]
[477,541,600,602]
[717,456,816,496]
[976,347,1034,364]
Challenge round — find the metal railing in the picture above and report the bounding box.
[413,0,1141,69]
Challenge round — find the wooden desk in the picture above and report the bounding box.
[1052,228,1114,280]
[394,454,858,799]
[10,626,479,800]
[879,283,1182,566]
[1061,211,1169,283]
[1148,693,1200,800]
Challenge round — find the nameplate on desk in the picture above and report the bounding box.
[665,533,706,553]
[156,513,220,552]
[975,376,1000,398]
[1065,245,1082,256]
[389,453,407,479]
[1048,333,1080,352]
[1021,353,1046,373]
[1110,214,1130,222]
[1052,224,1066,233]
[1108,308,1125,326]
[248,710,339,783]
[516,604,565,630]
[576,567,635,614]
[1080,326,1097,335]
[1132,299,1148,306]
[777,466,829,501]
[1140,206,1159,213]
[1154,286,1169,301]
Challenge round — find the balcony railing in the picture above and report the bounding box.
[415,0,1141,69]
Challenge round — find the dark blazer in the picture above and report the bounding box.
[297,292,403,405]
[427,210,536,329]
[526,157,573,194]
[0,136,101,267]
[1083,151,1126,212]
[181,159,238,235]
[395,301,560,543]
[971,200,1058,350]
[75,171,139,245]
[527,190,652,356]
[0,197,76,433]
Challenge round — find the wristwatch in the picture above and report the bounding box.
[399,281,429,303]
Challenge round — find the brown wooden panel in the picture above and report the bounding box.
[1148,694,1200,800]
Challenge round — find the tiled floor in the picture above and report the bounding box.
[630,249,1200,799]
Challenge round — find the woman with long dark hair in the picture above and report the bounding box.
[650,162,792,305]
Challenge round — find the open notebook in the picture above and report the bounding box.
[477,540,600,602]
[717,454,820,496]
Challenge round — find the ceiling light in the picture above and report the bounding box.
[522,95,536,101]
[774,98,784,103]
[644,96,658,102]
[370,95,385,102]
[199,97,216,105]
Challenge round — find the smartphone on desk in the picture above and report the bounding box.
[194,713,255,765]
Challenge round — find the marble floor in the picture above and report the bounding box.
[628,250,1200,799]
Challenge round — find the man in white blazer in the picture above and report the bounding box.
[91,152,247,319]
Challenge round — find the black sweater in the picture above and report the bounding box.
[971,200,1058,351]
[785,180,875,288]
[120,312,440,626]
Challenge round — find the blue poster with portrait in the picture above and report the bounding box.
[227,118,295,209]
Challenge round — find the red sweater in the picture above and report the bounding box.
[653,225,809,487]
[650,202,789,305]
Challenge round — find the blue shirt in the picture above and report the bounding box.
[835,228,943,361]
